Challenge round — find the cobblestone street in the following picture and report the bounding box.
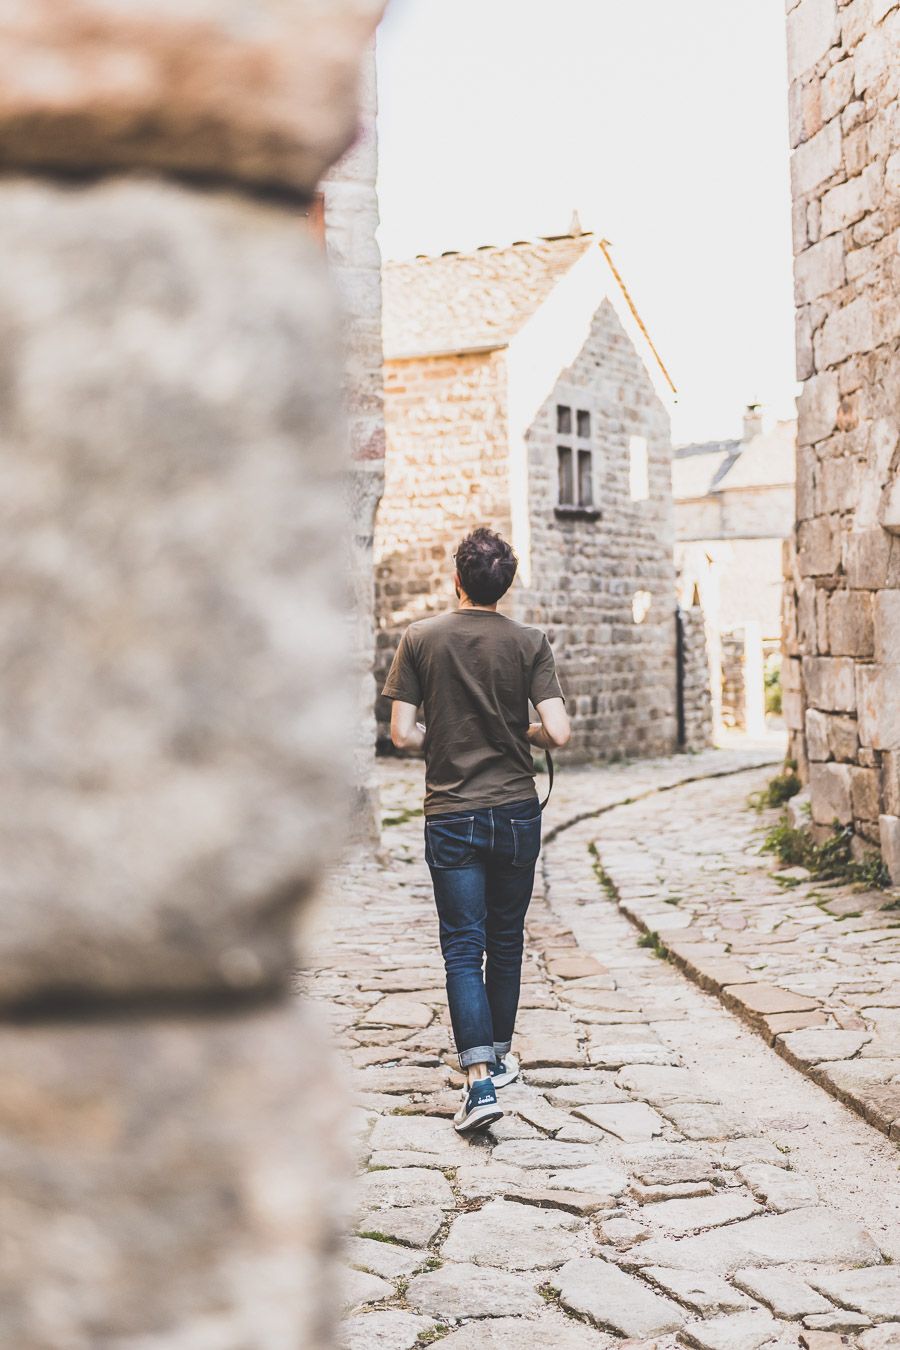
[306,751,900,1350]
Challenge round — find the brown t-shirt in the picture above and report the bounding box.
[382,608,564,817]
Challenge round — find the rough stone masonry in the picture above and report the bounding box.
[782,0,900,878]
[0,2,382,1345]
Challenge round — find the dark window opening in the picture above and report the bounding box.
[578,450,593,507]
[556,404,572,434]
[577,409,591,438]
[558,446,574,505]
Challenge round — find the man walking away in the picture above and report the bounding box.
[382,528,570,1133]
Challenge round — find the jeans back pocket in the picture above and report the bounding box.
[510,813,542,868]
[425,815,477,869]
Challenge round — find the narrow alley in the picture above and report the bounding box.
[305,752,900,1350]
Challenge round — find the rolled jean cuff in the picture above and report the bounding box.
[458,1044,495,1070]
[493,1040,512,1058]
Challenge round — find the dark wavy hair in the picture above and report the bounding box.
[454,527,518,605]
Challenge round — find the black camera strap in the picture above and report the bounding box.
[539,749,554,810]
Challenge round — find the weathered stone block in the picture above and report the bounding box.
[806,707,831,759]
[816,453,862,515]
[880,475,900,534]
[810,761,854,823]
[795,305,816,381]
[803,655,857,711]
[815,295,876,368]
[798,516,841,576]
[827,589,875,655]
[821,57,856,122]
[879,814,900,882]
[821,164,882,236]
[882,751,900,815]
[0,1003,348,1346]
[853,25,888,94]
[795,233,845,302]
[0,179,352,1007]
[874,591,900,664]
[830,714,861,761]
[856,664,900,748]
[797,371,840,444]
[0,0,384,192]
[784,690,807,731]
[788,0,840,78]
[791,118,843,196]
[850,765,881,819]
[843,528,893,587]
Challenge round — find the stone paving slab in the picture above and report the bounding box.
[305,751,900,1349]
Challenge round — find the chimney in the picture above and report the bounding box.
[743,403,763,442]
[569,209,584,236]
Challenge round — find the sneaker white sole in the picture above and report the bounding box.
[453,1103,504,1134]
[491,1066,520,1089]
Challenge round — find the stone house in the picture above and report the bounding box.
[674,411,796,733]
[375,229,709,759]
[781,0,900,879]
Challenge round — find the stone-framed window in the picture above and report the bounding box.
[556,403,600,519]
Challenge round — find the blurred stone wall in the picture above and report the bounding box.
[783,0,900,877]
[324,51,386,840]
[0,2,383,1345]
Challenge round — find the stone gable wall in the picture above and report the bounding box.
[783,0,900,875]
[510,299,679,759]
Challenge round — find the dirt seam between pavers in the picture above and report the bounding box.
[542,756,900,1148]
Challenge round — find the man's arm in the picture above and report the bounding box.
[527,697,570,750]
[390,700,426,752]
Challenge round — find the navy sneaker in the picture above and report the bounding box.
[453,1077,503,1134]
[490,1051,520,1088]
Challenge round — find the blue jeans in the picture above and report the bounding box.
[425,798,542,1069]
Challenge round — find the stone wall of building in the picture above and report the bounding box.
[0,2,383,1343]
[375,350,510,740]
[324,50,385,839]
[512,299,679,759]
[783,0,900,876]
[720,484,797,537]
[721,630,749,730]
[679,606,717,751]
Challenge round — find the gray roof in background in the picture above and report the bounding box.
[673,421,796,499]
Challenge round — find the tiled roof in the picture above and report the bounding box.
[382,233,595,360]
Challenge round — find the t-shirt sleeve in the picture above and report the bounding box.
[529,634,565,706]
[382,629,423,706]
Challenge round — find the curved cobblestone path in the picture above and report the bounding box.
[305,751,900,1350]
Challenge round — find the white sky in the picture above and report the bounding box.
[375,0,799,446]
